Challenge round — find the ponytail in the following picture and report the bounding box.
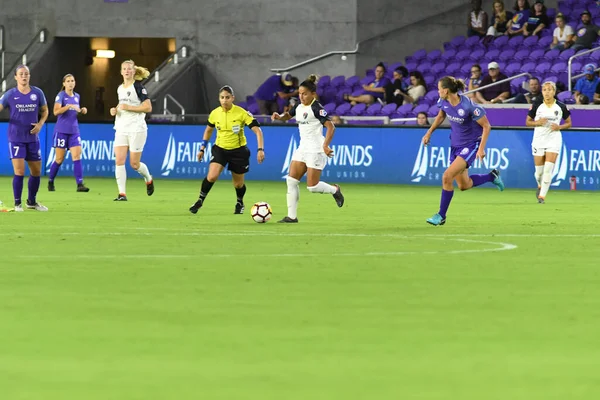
[121,59,150,81]
[439,76,465,93]
[300,74,319,92]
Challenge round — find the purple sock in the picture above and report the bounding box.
[48,161,61,182]
[470,173,494,187]
[438,189,454,219]
[13,175,24,205]
[28,176,41,204]
[73,160,84,184]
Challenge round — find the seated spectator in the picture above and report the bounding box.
[282,77,299,113]
[384,66,409,106]
[574,64,599,100]
[563,11,600,52]
[331,115,345,125]
[511,77,542,103]
[485,0,513,40]
[595,81,600,104]
[474,61,511,104]
[345,62,390,105]
[550,13,574,50]
[523,0,549,37]
[468,0,488,38]
[467,64,483,100]
[505,0,530,36]
[576,94,590,105]
[398,71,427,104]
[254,73,296,115]
[416,112,430,126]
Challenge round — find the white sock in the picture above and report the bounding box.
[534,165,544,188]
[307,181,337,194]
[539,161,555,198]
[116,164,127,194]
[286,176,299,219]
[135,162,152,182]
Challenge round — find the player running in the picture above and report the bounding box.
[423,76,504,226]
[272,74,344,223]
[47,74,90,192]
[525,81,571,203]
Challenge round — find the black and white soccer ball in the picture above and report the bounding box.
[251,201,272,223]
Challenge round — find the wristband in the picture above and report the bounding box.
[257,148,264,152]
[200,140,208,150]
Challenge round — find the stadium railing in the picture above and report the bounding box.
[143,45,191,85]
[0,25,4,80]
[463,72,532,102]
[0,28,49,93]
[163,94,186,118]
[269,43,359,74]
[567,45,600,92]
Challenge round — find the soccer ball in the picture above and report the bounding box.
[251,202,272,223]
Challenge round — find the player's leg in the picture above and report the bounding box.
[228,146,251,214]
[69,135,89,192]
[48,133,67,191]
[10,143,26,211]
[305,153,344,207]
[278,160,306,223]
[189,147,226,213]
[538,151,559,203]
[455,165,503,191]
[532,144,546,200]
[114,132,129,200]
[129,131,153,196]
[25,142,47,211]
[427,156,467,226]
[231,173,247,214]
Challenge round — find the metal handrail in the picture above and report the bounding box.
[163,94,185,116]
[567,45,600,92]
[0,25,4,80]
[463,72,531,96]
[143,45,190,84]
[571,66,600,83]
[1,28,48,82]
[269,43,359,73]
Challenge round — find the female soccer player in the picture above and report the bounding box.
[422,76,504,226]
[110,60,154,201]
[0,65,49,211]
[525,81,571,203]
[271,75,344,223]
[48,74,90,192]
[189,85,265,215]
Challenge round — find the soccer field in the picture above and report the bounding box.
[1,177,599,399]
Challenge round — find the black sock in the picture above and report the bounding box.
[199,178,214,201]
[235,184,246,204]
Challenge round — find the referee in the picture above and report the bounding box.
[189,85,265,214]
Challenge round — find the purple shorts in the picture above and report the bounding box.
[53,132,82,149]
[8,141,41,161]
[450,143,480,168]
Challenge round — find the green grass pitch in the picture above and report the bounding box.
[1,177,599,399]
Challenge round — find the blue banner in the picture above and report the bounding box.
[0,122,599,190]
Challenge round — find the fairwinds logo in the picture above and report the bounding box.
[161,134,176,176]
[281,136,299,179]
[45,147,56,173]
[551,143,568,187]
[411,142,428,182]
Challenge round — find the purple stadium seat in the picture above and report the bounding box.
[570,61,583,73]
[335,103,351,115]
[559,48,576,60]
[547,7,557,20]
[412,103,430,116]
[359,76,372,86]
[592,7,600,18]
[247,103,260,115]
[431,62,446,75]
[395,103,414,117]
[365,103,382,116]
[380,103,397,116]
[535,62,552,75]
[237,101,248,110]
[513,49,530,61]
[545,49,561,61]
[572,8,587,19]
[446,36,466,50]
[511,76,528,94]
[505,62,521,76]
[521,61,537,73]
[460,63,472,75]
[389,62,403,72]
[324,102,337,115]
[318,75,331,87]
[455,49,471,62]
[416,62,432,74]
[589,52,600,63]
[405,61,418,72]
[335,87,351,104]
[446,62,461,75]
[508,36,525,48]
[441,48,457,62]
[527,49,546,63]
[424,74,436,87]
[557,91,574,104]
[469,49,485,62]
[483,49,501,63]
[365,68,374,77]
[551,62,568,74]
[424,89,439,102]
[344,75,360,88]
[464,35,481,48]
[491,35,509,49]
[538,36,553,48]
[330,75,346,88]
[428,104,439,117]
[412,49,428,62]
[544,75,558,83]
[499,49,516,62]
[349,103,367,116]
[523,35,539,48]
[427,49,442,63]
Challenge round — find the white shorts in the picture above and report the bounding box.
[114,131,147,152]
[532,137,562,156]
[292,149,328,170]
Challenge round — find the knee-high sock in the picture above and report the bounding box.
[438,189,454,218]
[73,160,84,184]
[13,175,24,205]
[286,176,300,219]
[28,176,40,204]
[534,165,544,188]
[235,184,246,204]
[135,162,152,182]
[306,181,337,194]
[199,178,215,201]
[48,161,62,182]
[470,172,493,187]
[539,162,555,198]
[116,165,127,194]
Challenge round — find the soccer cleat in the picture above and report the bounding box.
[536,186,541,199]
[48,181,55,192]
[538,196,545,204]
[234,202,245,214]
[426,213,446,226]
[333,184,345,207]
[189,199,203,214]
[26,200,48,211]
[146,180,155,196]
[278,216,299,223]
[114,194,128,201]
[491,168,505,191]
[77,183,90,192]
[14,203,24,212]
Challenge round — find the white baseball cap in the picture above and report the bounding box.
[488,62,500,70]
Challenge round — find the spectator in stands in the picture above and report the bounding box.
[345,62,390,106]
[398,71,427,104]
[550,13,574,50]
[563,11,600,52]
[384,66,409,106]
[512,77,542,103]
[416,112,430,126]
[467,0,488,38]
[576,94,590,105]
[595,81,600,104]
[474,62,511,104]
[467,64,483,100]
[254,73,295,115]
[282,77,299,113]
[574,64,599,100]
[523,0,549,37]
[331,115,345,125]
[505,0,530,36]
[484,0,513,42]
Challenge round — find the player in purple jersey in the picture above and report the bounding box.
[47,74,90,192]
[422,77,504,226]
[0,65,49,211]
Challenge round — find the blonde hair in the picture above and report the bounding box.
[122,59,150,81]
[307,74,319,84]
[61,73,74,91]
[493,1,508,22]
[542,81,556,92]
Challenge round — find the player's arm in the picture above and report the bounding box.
[121,99,152,113]
[476,114,492,150]
[323,120,335,156]
[525,102,544,127]
[553,103,572,131]
[197,125,214,161]
[273,102,298,122]
[31,105,49,134]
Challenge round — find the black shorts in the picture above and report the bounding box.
[211,145,251,174]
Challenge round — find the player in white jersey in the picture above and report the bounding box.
[525,81,572,203]
[271,74,344,223]
[109,59,154,201]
